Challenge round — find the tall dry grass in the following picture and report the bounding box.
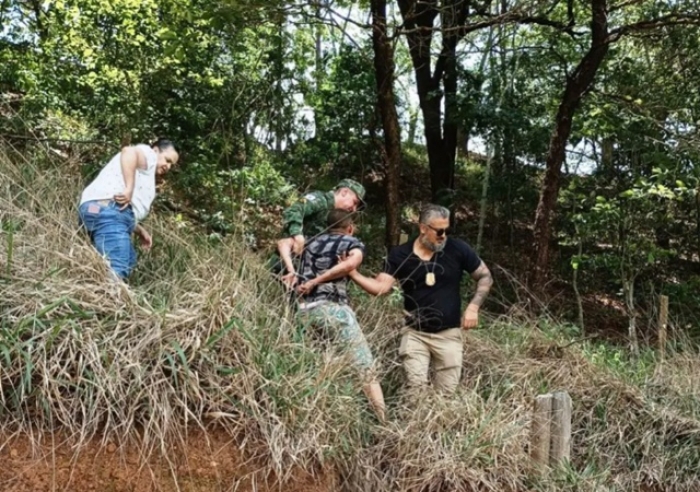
[2,144,700,491]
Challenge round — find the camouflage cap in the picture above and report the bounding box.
[335,179,367,209]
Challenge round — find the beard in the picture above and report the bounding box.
[419,235,445,252]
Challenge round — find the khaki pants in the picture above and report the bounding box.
[398,327,463,392]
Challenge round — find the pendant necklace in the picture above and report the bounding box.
[425,256,437,287]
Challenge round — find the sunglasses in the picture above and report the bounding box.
[424,224,449,237]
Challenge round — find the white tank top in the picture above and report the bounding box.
[80,144,157,222]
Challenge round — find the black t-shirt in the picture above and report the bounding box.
[383,237,482,333]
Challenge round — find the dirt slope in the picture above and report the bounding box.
[1,430,336,492]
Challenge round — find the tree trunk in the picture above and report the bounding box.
[532,0,610,285]
[476,144,493,254]
[28,0,49,42]
[696,185,700,259]
[407,107,419,145]
[275,17,285,153]
[371,0,403,248]
[412,59,445,199]
[397,0,450,200]
[440,1,462,196]
[573,239,585,333]
[601,137,614,176]
[624,277,638,354]
[456,125,467,158]
[315,1,323,91]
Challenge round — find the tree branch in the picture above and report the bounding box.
[397,0,439,29]
[26,0,48,41]
[516,15,581,35]
[608,0,644,13]
[429,10,584,84]
[609,13,700,42]
[397,11,583,38]
[432,0,469,85]
[319,4,372,30]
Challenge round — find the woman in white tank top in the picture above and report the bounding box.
[78,139,179,280]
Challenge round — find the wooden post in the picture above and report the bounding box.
[530,394,553,467]
[659,295,669,361]
[550,391,572,465]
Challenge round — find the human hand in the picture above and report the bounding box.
[281,272,298,290]
[462,305,479,330]
[292,235,305,255]
[135,226,153,251]
[114,188,134,210]
[296,278,318,295]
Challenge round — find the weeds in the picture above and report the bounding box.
[3,144,700,491]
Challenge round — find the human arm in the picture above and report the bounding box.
[291,235,305,255]
[277,237,298,289]
[281,192,328,250]
[462,261,493,329]
[297,248,364,295]
[134,224,152,251]
[114,146,147,209]
[277,237,297,275]
[347,270,396,296]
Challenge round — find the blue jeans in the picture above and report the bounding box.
[78,200,137,279]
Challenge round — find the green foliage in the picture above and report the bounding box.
[221,160,296,206]
[583,342,656,384]
[288,43,381,179]
[4,0,700,354]
[311,45,378,141]
[560,171,690,287]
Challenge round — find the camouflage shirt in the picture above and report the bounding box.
[282,190,335,238]
[299,233,365,304]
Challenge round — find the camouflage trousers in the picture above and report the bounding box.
[295,301,375,375]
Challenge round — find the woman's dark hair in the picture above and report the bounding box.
[151,138,178,153]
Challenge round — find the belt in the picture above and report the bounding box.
[297,300,330,311]
[96,199,113,206]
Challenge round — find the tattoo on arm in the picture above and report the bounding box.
[469,262,493,308]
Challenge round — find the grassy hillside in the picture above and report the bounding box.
[2,146,700,492]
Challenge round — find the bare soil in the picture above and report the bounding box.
[0,430,336,492]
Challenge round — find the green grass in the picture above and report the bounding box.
[4,145,700,491]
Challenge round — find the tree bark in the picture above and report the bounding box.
[397,0,447,199]
[601,137,614,176]
[398,0,504,200]
[440,0,463,195]
[371,0,403,247]
[407,107,419,145]
[624,277,638,354]
[532,0,610,285]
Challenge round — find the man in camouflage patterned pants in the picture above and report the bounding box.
[278,209,385,421]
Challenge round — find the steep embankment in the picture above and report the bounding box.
[3,147,700,491]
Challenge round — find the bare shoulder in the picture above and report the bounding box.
[122,145,149,170]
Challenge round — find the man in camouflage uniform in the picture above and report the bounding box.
[277,209,385,421]
[281,178,366,259]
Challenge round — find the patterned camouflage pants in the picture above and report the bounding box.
[296,302,375,375]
